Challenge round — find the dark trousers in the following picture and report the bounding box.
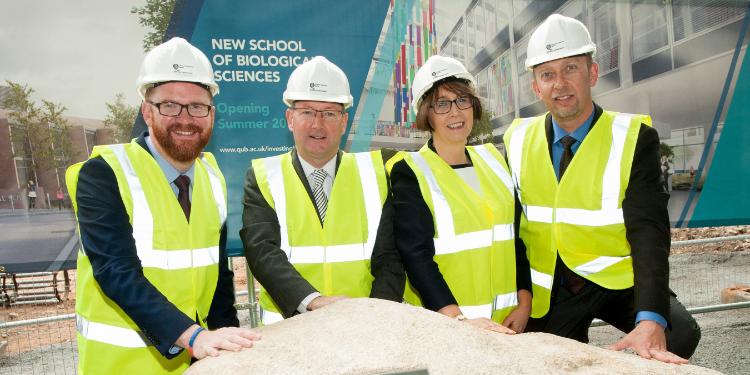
[526,281,701,359]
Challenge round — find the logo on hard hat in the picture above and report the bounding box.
[309,82,328,93]
[432,68,448,78]
[545,41,565,54]
[171,64,194,76]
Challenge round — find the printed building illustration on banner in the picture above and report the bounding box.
[393,0,437,126]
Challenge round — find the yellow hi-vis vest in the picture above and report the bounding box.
[66,141,227,374]
[400,143,518,322]
[252,151,389,325]
[503,111,650,318]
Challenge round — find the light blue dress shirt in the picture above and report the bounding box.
[145,136,195,201]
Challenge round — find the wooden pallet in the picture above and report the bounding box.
[0,271,70,307]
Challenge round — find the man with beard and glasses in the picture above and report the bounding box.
[66,38,259,374]
[503,14,700,364]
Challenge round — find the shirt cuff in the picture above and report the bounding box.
[297,292,321,314]
[635,311,668,328]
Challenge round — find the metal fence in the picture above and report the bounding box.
[1,238,748,374]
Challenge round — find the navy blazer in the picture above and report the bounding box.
[74,133,238,357]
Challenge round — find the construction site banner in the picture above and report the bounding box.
[127,0,750,258]
[161,0,398,255]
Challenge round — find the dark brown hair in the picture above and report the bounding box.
[414,77,482,131]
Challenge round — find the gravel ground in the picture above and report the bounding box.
[1,250,747,374]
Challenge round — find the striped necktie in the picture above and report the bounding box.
[311,169,328,222]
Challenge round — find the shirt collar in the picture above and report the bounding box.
[145,135,195,182]
[552,107,595,145]
[298,153,337,179]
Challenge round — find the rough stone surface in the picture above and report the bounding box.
[187,299,719,375]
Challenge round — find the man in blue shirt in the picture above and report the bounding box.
[513,14,700,364]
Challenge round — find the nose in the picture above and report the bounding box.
[175,106,193,121]
[311,112,326,128]
[448,100,461,115]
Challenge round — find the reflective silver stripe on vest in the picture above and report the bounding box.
[199,155,227,224]
[471,145,514,196]
[524,205,553,223]
[412,152,514,255]
[411,152,454,241]
[601,114,632,210]
[76,315,149,348]
[460,292,518,319]
[289,243,370,264]
[109,145,221,270]
[530,267,553,290]
[263,156,290,259]
[264,153,382,264]
[507,118,534,192]
[573,255,631,276]
[354,152,382,260]
[260,308,284,325]
[494,291,519,311]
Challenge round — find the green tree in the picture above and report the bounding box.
[468,110,494,145]
[40,99,76,172]
[104,93,138,143]
[660,142,674,158]
[131,0,176,52]
[3,80,75,183]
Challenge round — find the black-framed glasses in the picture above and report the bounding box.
[147,101,212,118]
[430,96,473,114]
[291,107,345,124]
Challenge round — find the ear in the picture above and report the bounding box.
[589,62,599,87]
[337,112,349,136]
[531,76,542,99]
[285,108,295,132]
[141,102,154,129]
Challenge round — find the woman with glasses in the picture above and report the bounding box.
[389,55,531,333]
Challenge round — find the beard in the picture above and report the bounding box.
[151,122,212,162]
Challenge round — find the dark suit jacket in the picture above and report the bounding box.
[542,104,671,320]
[240,148,405,318]
[75,133,238,357]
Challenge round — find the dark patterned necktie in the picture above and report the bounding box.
[311,169,328,222]
[557,135,585,293]
[174,175,191,221]
[558,135,577,180]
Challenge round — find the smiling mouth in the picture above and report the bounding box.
[310,135,326,140]
[173,130,197,136]
[554,94,574,101]
[447,122,464,130]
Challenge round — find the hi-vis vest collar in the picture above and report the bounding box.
[262,152,382,264]
[410,144,516,254]
[507,113,636,228]
[107,143,226,270]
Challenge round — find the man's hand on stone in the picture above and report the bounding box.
[178,325,261,360]
[307,295,348,311]
[608,320,688,364]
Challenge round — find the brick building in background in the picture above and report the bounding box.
[0,90,113,209]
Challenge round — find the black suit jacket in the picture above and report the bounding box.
[75,133,238,357]
[542,104,671,319]
[240,148,405,318]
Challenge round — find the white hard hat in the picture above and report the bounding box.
[525,14,596,70]
[136,37,219,99]
[283,56,353,109]
[411,55,475,116]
